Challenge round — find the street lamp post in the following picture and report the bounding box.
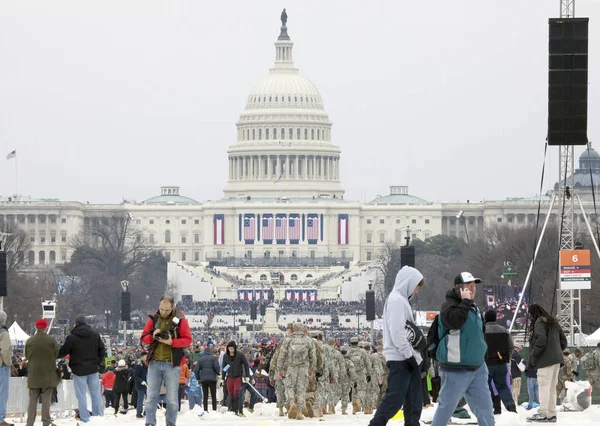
[232,309,238,340]
[357,310,362,335]
[120,280,129,345]
[104,310,111,334]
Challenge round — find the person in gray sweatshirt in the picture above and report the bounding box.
[368,266,425,426]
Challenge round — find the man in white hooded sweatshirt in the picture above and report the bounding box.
[368,265,425,426]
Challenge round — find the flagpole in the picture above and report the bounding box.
[14,153,18,196]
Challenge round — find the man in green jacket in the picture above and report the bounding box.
[25,319,59,426]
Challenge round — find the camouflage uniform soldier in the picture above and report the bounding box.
[375,345,388,406]
[327,337,345,414]
[340,346,357,415]
[348,336,372,414]
[365,342,383,414]
[312,331,335,417]
[276,323,316,420]
[269,323,293,417]
[304,328,322,418]
[557,349,574,399]
[582,343,600,389]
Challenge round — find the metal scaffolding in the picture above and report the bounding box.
[556,0,582,345]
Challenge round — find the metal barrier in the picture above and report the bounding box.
[7,377,85,418]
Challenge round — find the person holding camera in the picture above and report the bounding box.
[141,295,192,426]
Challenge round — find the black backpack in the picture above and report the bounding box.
[426,314,444,361]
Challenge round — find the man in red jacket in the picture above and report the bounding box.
[141,295,192,426]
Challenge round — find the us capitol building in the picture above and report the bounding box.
[2,17,599,302]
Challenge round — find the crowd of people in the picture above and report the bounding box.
[2,277,600,426]
[177,299,366,317]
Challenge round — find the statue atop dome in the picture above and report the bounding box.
[278,8,290,40]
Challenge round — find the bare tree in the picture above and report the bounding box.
[1,221,31,271]
[62,212,167,317]
[370,242,402,316]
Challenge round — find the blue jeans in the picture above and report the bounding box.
[431,364,494,426]
[527,377,539,408]
[488,363,514,408]
[0,365,9,423]
[145,360,180,426]
[73,373,104,422]
[368,360,422,426]
[136,387,146,416]
[239,382,256,412]
[188,392,202,410]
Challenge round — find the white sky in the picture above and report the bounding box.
[1,0,600,204]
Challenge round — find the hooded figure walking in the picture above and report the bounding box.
[368,265,425,426]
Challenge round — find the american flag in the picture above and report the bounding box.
[213,214,224,245]
[307,215,319,241]
[262,216,274,241]
[244,216,256,241]
[288,215,300,241]
[275,215,287,242]
[338,214,349,245]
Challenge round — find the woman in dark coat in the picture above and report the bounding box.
[526,304,567,423]
[195,346,221,412]
[113,359,132,414]
[221,341,250,416]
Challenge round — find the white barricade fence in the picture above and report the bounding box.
[7,377,91,417]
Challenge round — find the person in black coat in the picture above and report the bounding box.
[133,352,148,418]
[526,304,567,422]
[57,315,106,422]
[195,347,220,412]
[221,341,250,416]
[113,359,131,414]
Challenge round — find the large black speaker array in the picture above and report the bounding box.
[400,246,415,268]
[0,252,6,297]
[548,17,589,146]
[250,303,257,320]
[121,292,131,321]
[365,290,375,321]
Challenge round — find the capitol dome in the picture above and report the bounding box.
[554,143,600,190]
[224,13,343,200]
[245,74,325,111]
[143,186,199,205]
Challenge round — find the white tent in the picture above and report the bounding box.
[587,327,600,346]
[8,322,30,347]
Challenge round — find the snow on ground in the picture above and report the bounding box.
[8,403,600,425]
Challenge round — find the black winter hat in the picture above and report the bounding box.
[75,314,87,325]
[484,310,497,323]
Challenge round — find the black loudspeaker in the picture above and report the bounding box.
[260,304,266,316]
[401,246,415,268]
[548,17,589,145]
[250,303,257,320]
[121,292,131,321]
[0,252,7,297]
[365,290,375,321]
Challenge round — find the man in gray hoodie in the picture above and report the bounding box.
[368,266,425,426]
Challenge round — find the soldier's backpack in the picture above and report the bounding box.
[581,352,597,371]
[348,347,364,371]
[289,336,309,364]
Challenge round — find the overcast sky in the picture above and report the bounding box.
[1,0,599,204]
